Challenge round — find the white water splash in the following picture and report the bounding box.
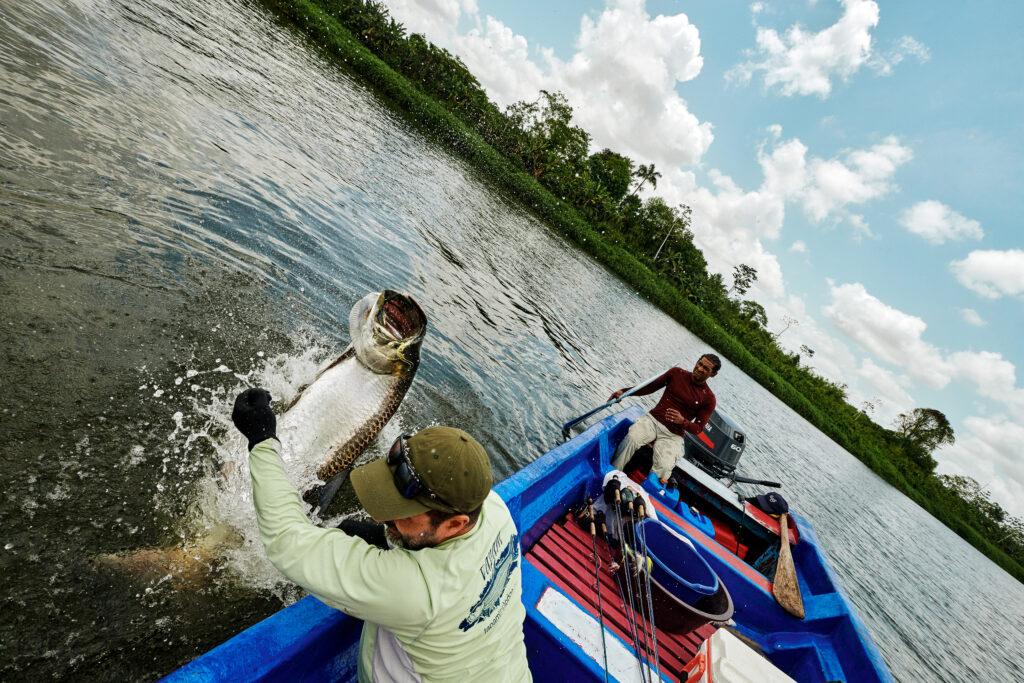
[164,336,413,597]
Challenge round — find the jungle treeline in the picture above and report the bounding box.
[261,0,1024,580]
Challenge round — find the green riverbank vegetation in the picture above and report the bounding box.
[261,0,1024,581]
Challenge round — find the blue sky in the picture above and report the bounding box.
[382,0,1024,517]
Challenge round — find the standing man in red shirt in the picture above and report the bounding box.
[609,354,721,484]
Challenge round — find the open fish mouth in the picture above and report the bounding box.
[377,289,427,342]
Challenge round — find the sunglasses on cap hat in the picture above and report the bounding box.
[387,434,458,510]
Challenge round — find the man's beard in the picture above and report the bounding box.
[384,522,440,550]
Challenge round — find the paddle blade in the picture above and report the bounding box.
[773,513,805,619]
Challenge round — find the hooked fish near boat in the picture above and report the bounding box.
[280,288,428,512]
[95,289,427,580]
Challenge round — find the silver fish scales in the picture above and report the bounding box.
[275,289,427,511]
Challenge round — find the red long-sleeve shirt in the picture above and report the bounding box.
[621,367,716,437]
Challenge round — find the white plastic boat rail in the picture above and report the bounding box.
[536,586,667,683]
[673,458,745,512]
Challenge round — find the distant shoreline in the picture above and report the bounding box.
[259,0,1024,583]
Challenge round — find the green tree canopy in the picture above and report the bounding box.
[728,264,758,296]
[739,300,768,329]
[505,90,590,180]
[938,474,1007,527]
[587,149,633,202]
[895,408,955,452]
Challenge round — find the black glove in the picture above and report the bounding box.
[337,519,389,550]
[232,388,278,451]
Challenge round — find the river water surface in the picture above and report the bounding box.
[2,1,1023,680]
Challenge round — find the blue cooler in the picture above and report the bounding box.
[677,504,716,539]
[643,472,681,510]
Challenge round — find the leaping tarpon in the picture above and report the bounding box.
[93,289,427,582]
[278,289,428,513]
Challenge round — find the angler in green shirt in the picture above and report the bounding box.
[232,388,532,683]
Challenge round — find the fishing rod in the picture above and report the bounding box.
[586,498,610,683]
[596,507,645,668]
[633,500,662,683]
[605,478,650,683]
[620,488,655,682]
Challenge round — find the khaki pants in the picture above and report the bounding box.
[611,412,683,480]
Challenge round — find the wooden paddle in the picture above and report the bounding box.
[773,513,805,619]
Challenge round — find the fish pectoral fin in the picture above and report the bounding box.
[303,469,351,518]
[285,345,356,412]
[318,344,356,376]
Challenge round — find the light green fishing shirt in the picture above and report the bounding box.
[249,440,532,683]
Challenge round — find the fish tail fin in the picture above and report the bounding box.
[303,470,351,518]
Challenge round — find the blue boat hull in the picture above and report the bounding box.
[161,407,892,682]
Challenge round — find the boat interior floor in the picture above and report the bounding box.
[525,512,716,681]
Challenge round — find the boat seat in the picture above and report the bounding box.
[524,514,717,680]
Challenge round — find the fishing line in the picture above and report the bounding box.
[596,508,643,676]
[605,478,649,683]
[621,488,655,682]
[634,500,662,683]
[586,498,610,683]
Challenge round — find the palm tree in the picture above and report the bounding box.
[631,163,661,196]
[620,164,661,207]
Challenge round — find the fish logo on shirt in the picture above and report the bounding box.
[459,532,519,631]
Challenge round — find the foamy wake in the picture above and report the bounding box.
[152,335,412,599]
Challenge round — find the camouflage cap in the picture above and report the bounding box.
[351,426,493,521]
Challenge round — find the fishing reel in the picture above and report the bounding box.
[568,501,593,528]
[603,476,621,505]
[569,497,603,531]
[619,487,636,515]
[603,477,644,517]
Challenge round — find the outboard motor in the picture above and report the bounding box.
[682,409,746,477]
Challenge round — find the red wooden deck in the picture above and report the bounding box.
[525,516,716,682]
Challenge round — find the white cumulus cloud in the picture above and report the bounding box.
[661,129,911,297]
[822,282,951,389]
[802,136,913,222]
[946,351,1024,419]
[950,249,1024,299]
[554,0,710,167]
[937,414,1024,519]
[382,0,477,43]
[672,168,787,298]
[728,0,880,97]
[758,131,912,228]
[959,308,986,327]
[823,284,1024,419]
[857,357,914,424]
[453,17,550,107]
[382,0,713,168]
[729,1,928,97]
[899,200,983,244]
